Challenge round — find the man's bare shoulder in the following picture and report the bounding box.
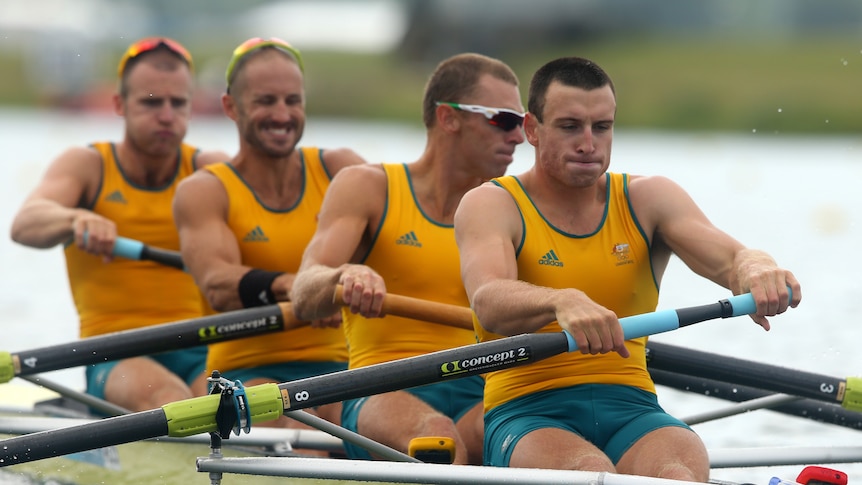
[51,145,103,173]
[321,147,369,175]
[194,149,231,169]
[323,164,387,215]
[176,167,225,198]
[331,162,386,186]
[626,173,686,200]
[457,180,515,219]
[466,179,512,201]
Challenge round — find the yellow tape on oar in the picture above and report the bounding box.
[0,352,14,384]
[163,383,284,437]
[842,377,862,412]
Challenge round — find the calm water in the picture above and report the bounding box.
[1,108,861,484]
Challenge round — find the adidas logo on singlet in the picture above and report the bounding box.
[243,226,269,242]
[538,249,564,267]
[104,190,127,204]
[395,231,422,248]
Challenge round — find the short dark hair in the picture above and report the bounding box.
[528,57,615,123]
[422,53,519,128]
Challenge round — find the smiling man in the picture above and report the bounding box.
[172,38,366,440]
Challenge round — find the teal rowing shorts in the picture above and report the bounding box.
[341,375,484,459]
[217,361,347,388]
[85,347,208,401]
[484,383,691,466]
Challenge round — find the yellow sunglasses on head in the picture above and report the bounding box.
[225,37,304,88]
[117,37,193,79]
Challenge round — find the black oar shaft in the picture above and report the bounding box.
[139,245,184,270]
[646,341,847,405]
[0,292,769,467]
[650,368,862,430]
[277,332,571,410]
[12,305,289,377]
[0,409,168,465]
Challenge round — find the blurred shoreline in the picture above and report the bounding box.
[1,0,861,134]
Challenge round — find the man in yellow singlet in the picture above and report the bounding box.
[453,56,803,481]
[172,38,366,438]
[291,53,525,464]
[10,38,227,412]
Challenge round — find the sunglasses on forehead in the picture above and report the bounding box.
[117,37,193,78]
[225,37,305,87]
[436,101,525,132]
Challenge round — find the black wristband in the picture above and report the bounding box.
[238,269,284,307]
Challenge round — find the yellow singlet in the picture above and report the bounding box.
[204,148,347,372]
[343,163,476,369]
[479,172,659,412]
[66,142,205,338]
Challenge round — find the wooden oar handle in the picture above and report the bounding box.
[333,285,473,330]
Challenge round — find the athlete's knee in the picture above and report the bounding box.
[419,413,459,438]
[654,461,709,483]
[568,451,616,472]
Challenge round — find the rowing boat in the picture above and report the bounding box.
[3,374,859,485]
[0,282,857,484]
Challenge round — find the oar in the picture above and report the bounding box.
[20,374,130,417]
[112,236,185,270]
[0,286,460,383]
[645,340,862,412]
[333,286,473,330]
[651,368,862,430]
[0,303,294,384]
[0,291,764,466]
[82,233,186,270]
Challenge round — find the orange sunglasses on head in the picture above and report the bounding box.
[117,37,194,78]
[225,37,304,88]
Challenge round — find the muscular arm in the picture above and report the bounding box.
[631,175,801,329]
[291,164,386,320]
[10,146,117,257]
[455,183,628,356]
[174,171,262,312]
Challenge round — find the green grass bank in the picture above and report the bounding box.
[2,35,859,134]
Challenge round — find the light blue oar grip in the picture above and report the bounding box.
[727,286,793,316]
[112,236,145,260]
[563,308,681,352]
[620,308,682,339]
[561,287,793,352]
[727,293,756,316]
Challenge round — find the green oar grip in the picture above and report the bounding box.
[163,383,283,437]
[841,376,862,412]
[0,351,14,384]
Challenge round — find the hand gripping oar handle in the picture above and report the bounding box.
[0,290,786,466]
[333,286,474,329]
